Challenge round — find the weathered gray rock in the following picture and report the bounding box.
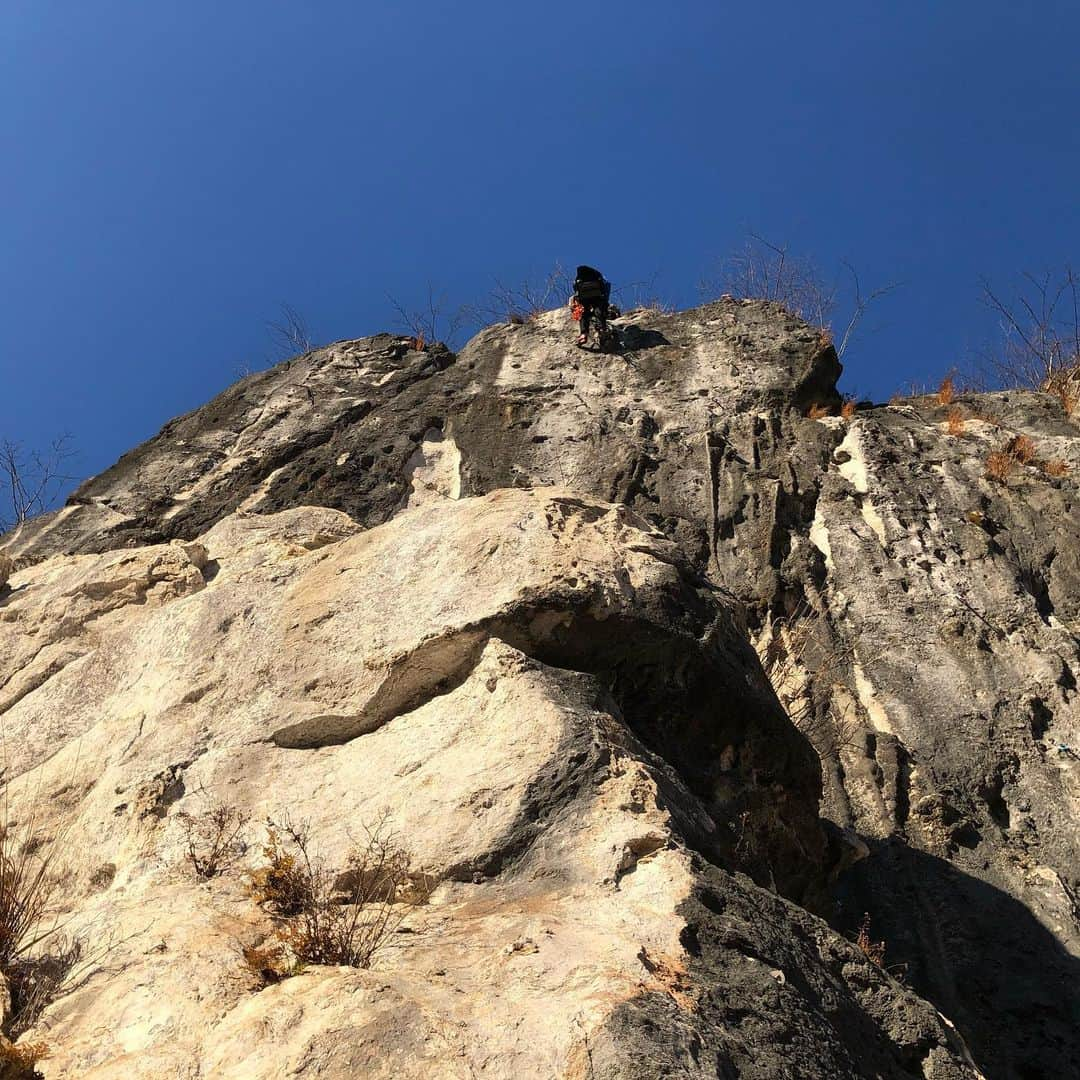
[2,301,838,565]
[3,299,1077,1077]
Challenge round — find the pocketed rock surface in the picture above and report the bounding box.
[3,299,1077,1078]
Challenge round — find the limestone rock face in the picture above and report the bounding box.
[2,300,1077,1077]
[0,489,974,1079]
[3,302,838,564]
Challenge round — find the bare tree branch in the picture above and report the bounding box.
[0,435,77,532]
[704,234,900,358]
[267,303,313,360]
[834,260,903,359]
[388,284,468,348]
[979,266,1080,389]
[472,263,574,326]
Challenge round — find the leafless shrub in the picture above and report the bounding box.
[267,303,314,360]
[1039,458,1070,478]
[706,234,836,327]
[475,263,574,325]
[806,403,832,420]
[704,234,900,359]
[250,812,427,971]
[979,267,1080,389]
[4,937,82,1039]
[179,803,250,880]
[389,284,469,349]
[937,376,955,405]
[840,398,857,420]
[613,272,675,314]
[0,798,98,1048]
[0,437,77,532]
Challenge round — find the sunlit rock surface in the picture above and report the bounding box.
[3,300,1077,1077]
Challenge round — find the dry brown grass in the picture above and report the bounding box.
[1044,369,1079,416]
[985,450,1015,483]
[1006,434,1037,463]
[806,403,832,420]
[855,914,886,967]
[945,407,965,436]
[251,814,427,971]
[0,1035,49,1079]
[936,376,955,405]
[240,942,290,987]
[249,823,312,917]
[1039,458,1070,478]
[840,398,857,420]
[0,826,57,975]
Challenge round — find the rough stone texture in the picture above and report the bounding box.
[0,490,974,1078]
[3,303,838,565]
[2,299,1077,1077]
[797,397,1080,1079]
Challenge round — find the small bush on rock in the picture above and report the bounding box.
[251,813,426,971]
[180,803,250,880]
[1006,434,1037,464]
[985,450,1016,483]
[945,407,966,436]
[1039,458,1070,478]
[0,1035,48,1079]
[855,914,886,967]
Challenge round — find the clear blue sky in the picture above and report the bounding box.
[3,1,1078,495]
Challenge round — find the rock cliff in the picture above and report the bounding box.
[2,300,1077,1078]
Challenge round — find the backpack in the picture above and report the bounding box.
[574,266,612,304]
[575,278,609,301]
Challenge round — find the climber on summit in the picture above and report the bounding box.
[571,265,611,348]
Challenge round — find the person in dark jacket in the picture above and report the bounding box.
[571,265,611,347]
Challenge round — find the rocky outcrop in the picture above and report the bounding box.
[0,489,975,1078]
[3,303,838,565]
[789,395,1080,1078]
[2,299,1077,1077]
